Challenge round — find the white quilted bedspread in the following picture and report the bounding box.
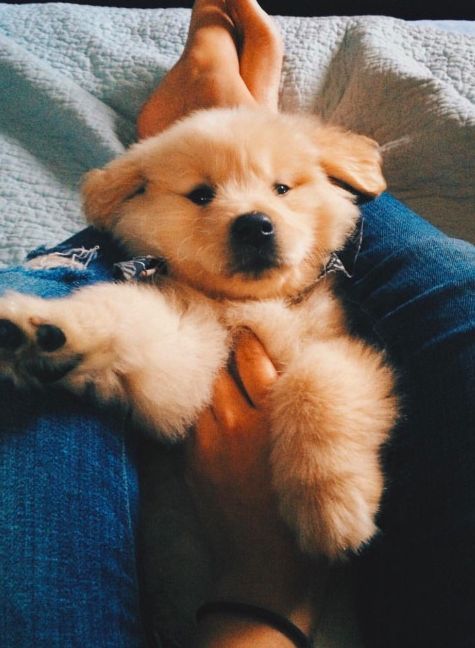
[0,4,474,264]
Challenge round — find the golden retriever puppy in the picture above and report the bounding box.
[0,107,397,558]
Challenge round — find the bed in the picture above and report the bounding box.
[0,4,473,646]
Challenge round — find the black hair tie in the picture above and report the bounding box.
[196,600,312,647]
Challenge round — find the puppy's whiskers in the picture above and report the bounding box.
[174,233,195,262]
[380,135,411,154]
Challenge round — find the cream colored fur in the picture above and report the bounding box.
[0,107,396,557]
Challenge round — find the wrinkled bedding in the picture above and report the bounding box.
[0,5,474,268]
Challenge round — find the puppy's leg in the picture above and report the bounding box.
[0,283,228,439]
[269,337,397,558]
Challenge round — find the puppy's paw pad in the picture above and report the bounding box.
[36,324,66,352]
[0,308,80,385]
[28,355,82,383]
[0,319,26,350]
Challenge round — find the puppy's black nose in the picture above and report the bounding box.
[229,212,278,276]
[230,212,274,247]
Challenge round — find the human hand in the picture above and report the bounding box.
[185,330,318,642]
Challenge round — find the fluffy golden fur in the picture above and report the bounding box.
[0,107,396,557]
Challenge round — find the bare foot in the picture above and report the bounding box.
[137,0,254,139]
[227,0,283,110]
[136,0,283,139]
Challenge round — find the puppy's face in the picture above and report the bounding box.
[83,108,385,299]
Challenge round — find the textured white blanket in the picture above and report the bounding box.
[0,5,474,267]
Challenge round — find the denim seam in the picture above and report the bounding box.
[120,428,135,556]
[120,421,143,644]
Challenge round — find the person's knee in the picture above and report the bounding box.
[351,232,474,362]
[398,235,475,285]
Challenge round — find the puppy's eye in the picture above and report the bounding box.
[127,183,147,200]
[328,177,370,204]
[274,183,291,195]
[186,185,215,206]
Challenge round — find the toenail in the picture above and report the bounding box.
[36,324,66,352]
[0,319,26,350]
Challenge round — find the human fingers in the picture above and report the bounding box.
[210,366,256,431]
[233,329,277,409]
[187,405,218,462]
[186,359,263,478]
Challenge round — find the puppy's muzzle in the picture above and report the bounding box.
[229,212,278,276]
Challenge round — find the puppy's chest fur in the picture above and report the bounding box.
[162,275,348,369]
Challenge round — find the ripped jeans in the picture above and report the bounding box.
[0,194,474,648]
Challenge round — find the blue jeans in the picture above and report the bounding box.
[0,194,473,647]
[0,231,145,647]
[349,197,475,648]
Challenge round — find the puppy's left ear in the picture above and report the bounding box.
[316,125,386,197]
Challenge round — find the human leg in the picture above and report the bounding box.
[0,231,145,647]
[346,194,475,648]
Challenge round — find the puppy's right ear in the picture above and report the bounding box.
[82,154,145,230]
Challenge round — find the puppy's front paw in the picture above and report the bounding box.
[274,473,379,558]
[269,356,385,559]
[0,294,83,388]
